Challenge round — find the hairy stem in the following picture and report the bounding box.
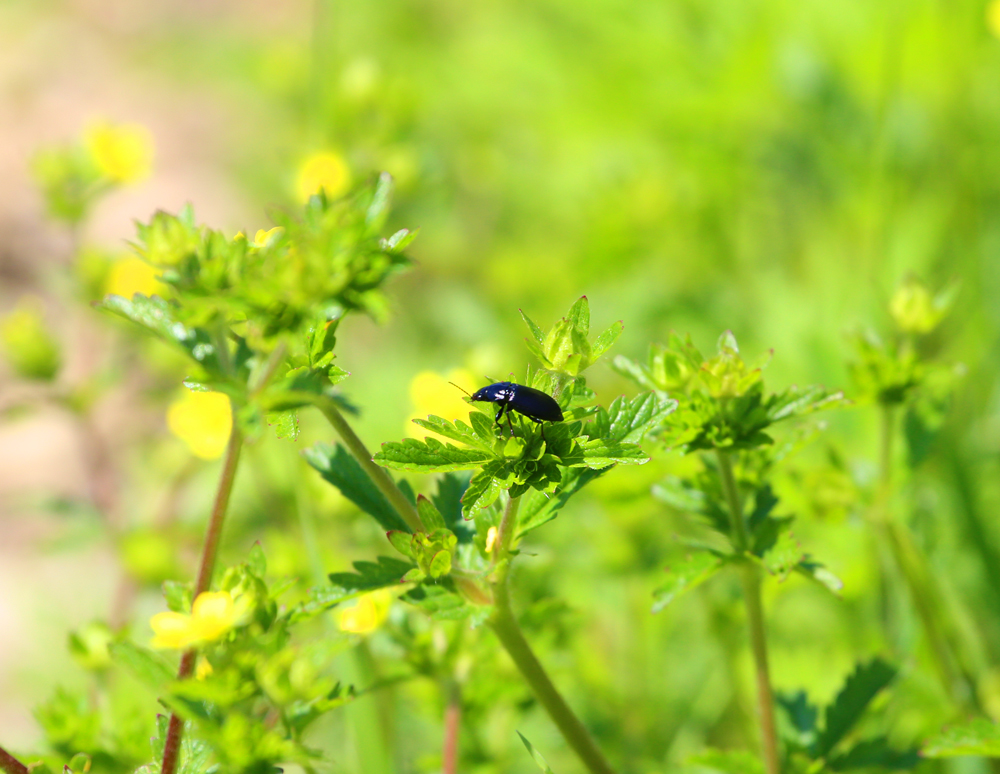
[442,681,461,774]
[489,579,618,774]
[493,494,521,563]
[0,746,28,774]
[161,426,244,774]
[488,499,618,774]
[319,402,424,533]
[716,450,780,774]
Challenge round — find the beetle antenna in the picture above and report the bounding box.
[448,381,472,398]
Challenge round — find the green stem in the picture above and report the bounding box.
[319,402,424,533]
[493,494,521,563]
[489,580,618,774]
[874,406,985,714]
[488,498,618,774]
[161,426,244,774]
[716,450,781,774]
[0,746,28,774]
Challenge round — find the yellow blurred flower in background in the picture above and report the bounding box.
[337,590,391,634]
[252,226,284,248]
[406,368,478,439]
[167,389,232,460]
[151,591,248,649]
[104,257,167,298]
[84,121,154,184]
[988,0,1000,38]
[296,151,351,202]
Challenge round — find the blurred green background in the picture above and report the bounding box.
[1,0,1000,771]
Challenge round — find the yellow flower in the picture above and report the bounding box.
[167,389,232,460]
[485,526,498,553]
[196,657,214,680]
[252,226,284,248]
[338,590,391,634]
[150,591,247,649]
[104,257,166,298]
[296,151,351,202]
[84,121,154,184]
[406,368,478,440]
[988,0,1000,38]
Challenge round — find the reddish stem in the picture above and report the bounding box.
[443,682,461,774]
[160,428,243,774]
[0,746,28,774]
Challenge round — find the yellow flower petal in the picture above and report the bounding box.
[189,591,237,642]
[104,257,166,298]
[296,151,351,202]
[406,368,478,440]
[150,611,195,649]
[485,526,498,553]
[84,121,154,184]
[167,390,232,460]
[338,590,391,634]
[252,226,284,248]
[196,657,214,680]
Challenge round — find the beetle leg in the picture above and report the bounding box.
[494,406,505,424]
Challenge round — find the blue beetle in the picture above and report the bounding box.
[470,382,564,432]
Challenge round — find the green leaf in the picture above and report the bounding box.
[517,467,606,537]
[432,472,475,543]
[383,227,418,252]
[97,294,223,375]
[924,719,1000,758]
[304,442,411,533]
[760,531,804,581]
[411,415,493,450]
[411,496,443,531]
[592,392,677,444]
[386,530,414,558]
[767,385,846,423]
[591,319,624,361]
[108,641,176,691]
[163,580,192,613]
[777,690,819,749]
[829,737,920,770]
[652,551,726,613]
[374,437,495,472]
[462,460,514,518]
[402,582,491,625]
[563,437,649,468]
[247,542,267,577]
[687,748,765,774]
[795,559,844,596]
[267,410,299,440]
[517,731,556,773]
[428,549,452,577]
[328,556,416,594]
[520,309,546,345]
[365,171,394,231]
[567,296,590,336]
[291,557,415,623]
[815,659,898,758]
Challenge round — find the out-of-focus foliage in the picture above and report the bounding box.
[4,1,1000,774]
